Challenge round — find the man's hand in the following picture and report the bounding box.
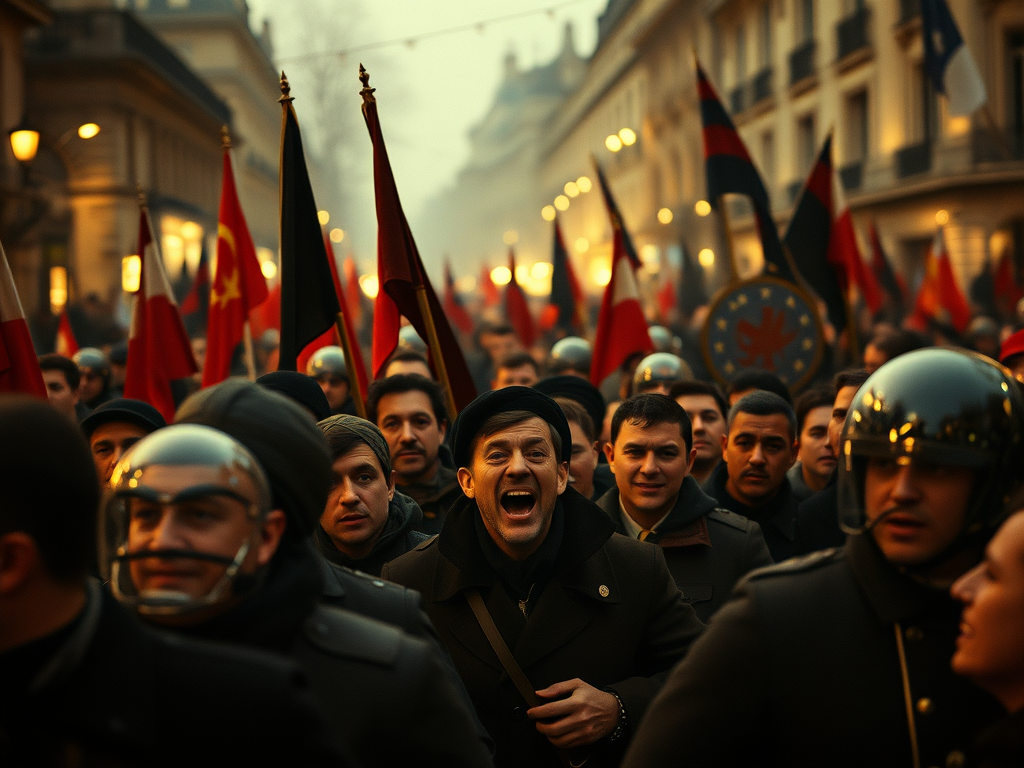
[527,678,619,749]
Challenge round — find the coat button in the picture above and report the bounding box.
[905,626,924,642]
[599,585,610,597]
[511,706,526,721]
[916,697,934,715]
[945,750,965,768]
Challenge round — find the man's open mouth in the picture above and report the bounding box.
[501,490,536,517]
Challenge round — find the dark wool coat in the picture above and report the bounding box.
[383,488,704,768]
[622,534,1005,768]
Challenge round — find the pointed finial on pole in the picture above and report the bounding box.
[279,71,293,103]
[358,64,376,104]
[136,184,148,210]
[221,124,232,150]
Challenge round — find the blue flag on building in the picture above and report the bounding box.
[921,0,986,116]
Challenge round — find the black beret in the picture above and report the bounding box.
[257,371,332,422]
[174,379,331,538]
[80,398,166,439]
[450,386,571,468]
[532,375,606,433]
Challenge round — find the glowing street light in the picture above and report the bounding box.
[657,208,674,224]
[77,122,101,139]
[491,266,512,285]
[122,255,141,293]
[564,181,580,198]
[935,209,949,226]
[698,248,715,268]
[695,200,712,217]
[605,134,623,152]
[554,195,570,211]
[317,210,330,226]
[618,127,637,146]
[330,228,345,243]
[576,176,592,193]
[541,205,556,221]
[574,237,589,253]
[503,230,519,245]
[9,122,40,163]
[359,274,380,299]
[531,261,553,280]
[260,260,278,280]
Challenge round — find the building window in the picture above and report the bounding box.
[736,23,747,83]
[799,0,815,44]
[845,90,869,162]
[759,3,773,68]
[761,130,776,187]
[908,61,938,144]
[797,113,816,176]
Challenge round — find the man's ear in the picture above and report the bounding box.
[721,432,729,461]
[686,447,697,474]
[603,441,615,473]
[256,510,287,568]
[556,461,569,495]
[0,532,40,596]
[457,467,475,498]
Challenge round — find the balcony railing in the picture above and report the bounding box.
[839,161,863,190]
[971,126,1024,163]
[895,142,932,178]
[729,83,747,115]
[789,41,816,86]
[837,7,871,60]
[752,67,773,104]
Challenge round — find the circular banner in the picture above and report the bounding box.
[700,276,824,391]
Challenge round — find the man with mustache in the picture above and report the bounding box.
[623,349,1018,768]
[368,374,460,535]
[384,387,703,767]
[707,391,807,561]
[597,394,772,622]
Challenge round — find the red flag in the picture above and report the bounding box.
[542,218,586,334]
[831,180,884,314]
[362,68,476,414]
[55,308,79,358]
[179,246,209,316]
[911,227,971,333]
[869,223,908,306]
[480,263,500,307]
[657,274,677,320]
[590,228,653,385]
[203,147,269,386]
[343,257,363,328]
[124,204,198,420]
[443,260,474,335]
[993,246,1023,315]
[249,282,280,340]
[0,239,46,397]
[504,248,536,348]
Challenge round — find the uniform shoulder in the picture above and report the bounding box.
[319,562,424,635]
[745,547,844,581]
[414,534,438,551]
[302,604,408,668]
[706,507,757,533]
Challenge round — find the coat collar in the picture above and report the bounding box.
[709,461,798,540]
[596,475,717,536]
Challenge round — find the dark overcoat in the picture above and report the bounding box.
[622,534,1005,768]
[383,488,704,768]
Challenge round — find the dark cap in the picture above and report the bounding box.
[257,371,332,422]
[174,379,332,537]
[80,398,166,439]
[532,375,605,433]
[450,386,571,468]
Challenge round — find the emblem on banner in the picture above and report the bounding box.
[701,276,824,390]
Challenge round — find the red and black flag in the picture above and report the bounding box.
[784,135,848,333]
[443,259,474,335]
[593,160,640,269]
[542,217,585,334]
[504,248,536,349]
[696,60,794,283]
[361,67,476,415]
[178,244,209,337]
[277,74,341,371]
[869,222,908,312]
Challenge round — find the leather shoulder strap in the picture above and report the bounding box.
[465,589,542,708]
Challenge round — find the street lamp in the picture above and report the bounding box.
[8,119,40,163]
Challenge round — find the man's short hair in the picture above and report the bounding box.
[475,322,515,346]
[497,351,539,375]
[868,329,927,361]
[473,410,562,461]
[554,397,595,443]
[728,391,797,441]
[611,394,693,451]
[668,380,728,419]
[387,349,430,369]
[726,370,791,405]
[367,373,448,426]
[793,387,834,433]
[0,395,98,581]
[833,368,870,397]
[38,353,80,391]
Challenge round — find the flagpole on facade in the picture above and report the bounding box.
[716,195,740,284]
[334,310,367,419]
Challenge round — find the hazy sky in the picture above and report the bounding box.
[246,0,606,255]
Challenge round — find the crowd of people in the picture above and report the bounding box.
[3,319,1024,767]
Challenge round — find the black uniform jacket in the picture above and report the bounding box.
[596,476,773,622]
[170,539,493,768]
[383,488,704,768]
[0,581,346,767]
[397,463,463,536]
[621,534,1005,768]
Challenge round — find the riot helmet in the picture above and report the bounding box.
[73,347,110,376]
[838,348,1024,539]
[306,346,348,380]
[398,326,428,355]
[548,336,592,376]
[647,326,674,353]
[104,423,274,616]
[74,347,111,405]
[632,352,693,395]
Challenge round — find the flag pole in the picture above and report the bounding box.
[334,311,367,419]
[716,195,740,284]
